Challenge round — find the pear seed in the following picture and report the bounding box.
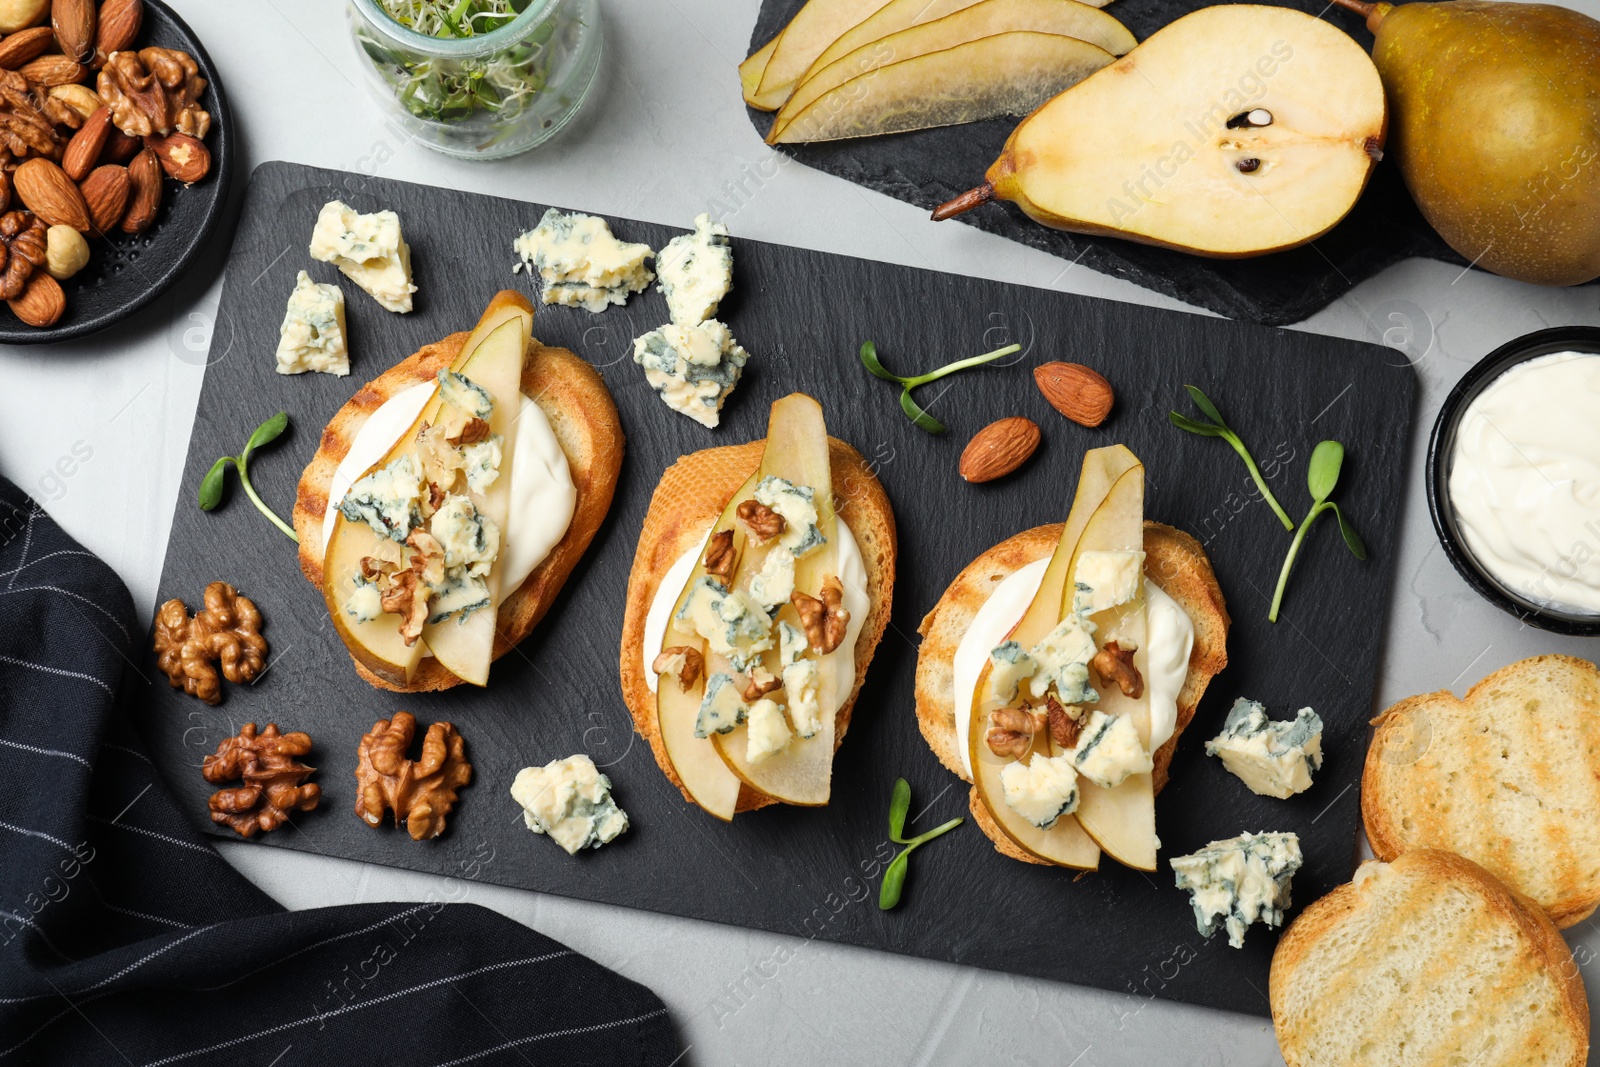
[1247,108,1273,126]
[1237,158,1262,173]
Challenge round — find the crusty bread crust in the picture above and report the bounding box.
[619,438,896,813]
[294,331,624,692]
[914,521,1229,864]
[1363,654,1600,927]
[1270,850,1589,1067]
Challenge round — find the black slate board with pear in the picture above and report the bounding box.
[134,161,1415,1015]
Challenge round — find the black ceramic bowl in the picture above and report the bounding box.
[0,0,231,345]
[1427,326,1600,636]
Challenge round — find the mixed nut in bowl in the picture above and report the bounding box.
[0,0,229,344]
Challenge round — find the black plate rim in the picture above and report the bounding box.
[0,0,232,346]
[1426,325,1600,636]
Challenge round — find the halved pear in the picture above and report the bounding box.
[417,307,530,687]
[710,395,838,806]
[750,0,897,109]
[932,5,1387,257]
[772,0,1135,142]
[740,34,778,103]
[769,31,1115,144]
[801,0,1118,89]
[322,291,532,688]
[1059,463,1157,872]
[967,445,1140,869]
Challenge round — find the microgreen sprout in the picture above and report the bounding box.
[199,412,298,544]
[1269,440,1366,622]
[879,777,963,910]
[1168,385,1294,530]
[860,340,1021,434]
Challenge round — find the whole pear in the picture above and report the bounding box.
[1338,0,1600,286]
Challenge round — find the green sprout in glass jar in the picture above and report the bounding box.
[348,0,603,159]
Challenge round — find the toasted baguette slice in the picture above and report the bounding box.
[294,331,624,692]
[1363,654,1600,927]
[619,438,896,813]
[1270,850,1589,1067]
[914,521,1228,864]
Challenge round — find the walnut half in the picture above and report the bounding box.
[1092,640,1144,699]
[201,723,320,838]
[792,575,850,655]
[703,529,736,582]
[354,712,472,841]
[152,581,268,704]
[97,47,209,138]
[736,499,785,542]
[652,646,704,692]
[987,705,1046,760]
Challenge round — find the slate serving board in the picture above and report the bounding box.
[134,161,1415,1017]
[746,0,1478,326]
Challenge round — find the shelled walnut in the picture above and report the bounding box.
[97,46,207,138]
[703,528,735,582]
[354,712,472,841]
[152,581,268,704]
[0,70,62,160]
[791,575,850,654]
[736,499,785,541]
[0,210,47,298]
[201,723,320,838]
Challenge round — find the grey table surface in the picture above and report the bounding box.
[6,0,1599,1062]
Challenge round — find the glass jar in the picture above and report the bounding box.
[347,0,603,161]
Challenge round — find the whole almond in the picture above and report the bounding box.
[14,157,90,230]
[103,127,140,163]
[146,130,209,184]
[91,0,137,66]
[50,0,93,62]
[1034,362,1115,428]
[8,269,64,327]
[119,144,159,232]
[960,417,1041,483]
[0,25,54,68]
[17,53,86,85]
[62,105,110,180]
[79,162,127,234]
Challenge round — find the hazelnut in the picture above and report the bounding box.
[43,224,87,280]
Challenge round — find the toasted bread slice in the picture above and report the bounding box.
[915,521,1228,864]
[1363,654,1600,927]
[1270,850,1589,1067]
[294,331,624,692]
[619,439,896,813]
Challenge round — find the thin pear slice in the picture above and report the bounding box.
[712,395,838,805]
[418,311,529,687]
[968,445,1139,869]
[1061,463,1157,872]
[751,0,897,109]
[656,472,760,822]
[934,5,1386,257]
[741,35,779,103]
[770,31,1114,144]
[801,0,1117,91]
[774,0,1135,141]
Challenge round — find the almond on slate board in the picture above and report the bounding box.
[960,417,1041,483]
[15,158,90,231]
[1034,362,1115,427]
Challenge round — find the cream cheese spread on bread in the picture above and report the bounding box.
[321,380,576,596]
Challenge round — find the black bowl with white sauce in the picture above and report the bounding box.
[1428,326,1600,635]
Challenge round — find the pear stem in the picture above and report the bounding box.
[931,183,994,221]
[1328,0,1391,31]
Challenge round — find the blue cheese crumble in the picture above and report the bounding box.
[987,641,1038,703]
[1170,832,1303,948]
[1071,550,1145,616]
[339,453,425,542]
[746,698,792,763]
[345,578,382,623]
[1205,700,1324,799]
[695,672,749,737]
[1000,753,1080,829]
[275,270,349,376]
[510,754,629,854]
[513,208,654,312]
[437,369,493,419]
[657,213,733,326]
[746,546,796,612]
[675,576,773,671]
[308,200,416,313]
[1027,611,1100,704]
[1071,709,1152,788]
[633,319,749,429]
[753,475,825,557]
[429,494,500,577]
